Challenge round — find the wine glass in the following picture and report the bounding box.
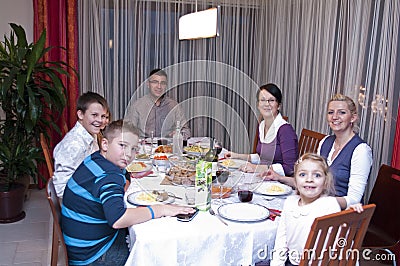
[214,139,223,156]
[216,168,229,204]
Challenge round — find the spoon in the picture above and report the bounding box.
[209,208,228,226]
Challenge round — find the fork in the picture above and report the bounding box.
[263,196,275,201]
[209,208,228,226]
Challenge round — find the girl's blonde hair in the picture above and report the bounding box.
[328,93,358,132]
[294,153,335,196]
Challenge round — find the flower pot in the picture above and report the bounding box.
[0,183,26,223]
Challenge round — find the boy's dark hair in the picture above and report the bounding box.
[77,92,109,113]
[103,119,139,143]
[149,68,167,78]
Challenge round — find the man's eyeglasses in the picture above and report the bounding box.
[149,80,167,86]
[259,99,277,104]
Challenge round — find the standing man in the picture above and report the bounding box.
[127,68,190,139]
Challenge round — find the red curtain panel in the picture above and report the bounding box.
[392,99,400,170]
[33,0,79,187]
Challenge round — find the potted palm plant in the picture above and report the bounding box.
[0,23,73,223]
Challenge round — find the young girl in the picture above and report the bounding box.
[270,153,362,266]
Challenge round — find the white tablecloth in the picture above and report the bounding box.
[124,166,287,266]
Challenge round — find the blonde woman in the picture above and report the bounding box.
[317,94,372,209]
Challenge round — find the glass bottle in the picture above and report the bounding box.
[172,121,183,156]
[204,138,218,179]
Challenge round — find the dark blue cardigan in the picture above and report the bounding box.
[320,134,365,196]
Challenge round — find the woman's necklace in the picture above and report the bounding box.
[334,133,355,151]
[332,133,355,160]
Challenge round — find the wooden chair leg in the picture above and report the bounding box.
[51,221,60,266]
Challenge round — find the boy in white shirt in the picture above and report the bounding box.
[52,92,109,198]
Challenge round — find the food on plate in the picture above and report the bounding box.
[155,145,172,153]
[220,159,236,167]
[266,184,285,193]
[136,191,157,203]
[166,166,196,186]
[153,154,168,160]
[184,145,209,154]
[136,153,150,160]
[168,154,197,171]
[126,162,148,172]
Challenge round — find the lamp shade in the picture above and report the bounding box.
[179,7,220,40]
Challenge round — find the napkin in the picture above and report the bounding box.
[268,208,281,221]
[130,170,153,179]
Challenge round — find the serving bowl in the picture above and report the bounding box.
[152,153,170,172]
[168,154,199,172]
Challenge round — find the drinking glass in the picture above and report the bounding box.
[214,139,223,156]
[143,144,153,155]
[152,159,170,175]
[181,177,194,205]
[237,183,253,202]
[184,186,196,205]
[216,169,229,204]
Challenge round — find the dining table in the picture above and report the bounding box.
[124,138,292,266]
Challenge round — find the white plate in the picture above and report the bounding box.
[168,154,198,171]
[219,159,246,169]
[217,203,269,222]
[170,179,195,187]
[254,182,293,196]
[183,146,209,156]
[127,191,175,206]
[135,154,151,161]
[126,162,152,173]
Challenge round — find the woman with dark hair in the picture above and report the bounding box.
[225,83,298,180]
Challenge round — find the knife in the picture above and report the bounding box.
[266,207,281,216]
[168,193,183,200]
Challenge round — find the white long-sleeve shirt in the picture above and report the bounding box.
[271,195,341,265]
[52,122,98,197]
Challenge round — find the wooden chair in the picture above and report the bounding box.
[299,204,376,266]
[298,128,327,156]
[362,164,400,265]
[46,177,68,266]
[252,115,288,153]
[40,133,54,177]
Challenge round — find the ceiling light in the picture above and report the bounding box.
[179,6,220,40]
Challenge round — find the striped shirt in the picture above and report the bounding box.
[61,151,126,265]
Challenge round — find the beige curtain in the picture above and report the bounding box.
[78,0,400,200]
[259,0,400,200]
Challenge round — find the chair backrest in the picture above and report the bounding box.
[363,164,400,247]
[299,204,376,266]
[298,128,327,156]
[40,133,54,177]
[46,178,68,266]
[252,115,289,153]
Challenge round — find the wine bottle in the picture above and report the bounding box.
[204,138,218,179]
[172,121,183,156]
